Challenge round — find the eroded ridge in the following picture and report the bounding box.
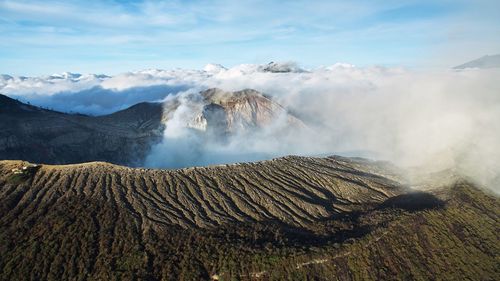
[0,156,403,229]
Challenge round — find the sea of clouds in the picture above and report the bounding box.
[1,62,499,191]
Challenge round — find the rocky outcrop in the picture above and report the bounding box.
[177,88,305,134]
[260,62,306,73]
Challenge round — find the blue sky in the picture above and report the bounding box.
[1,0,499,75]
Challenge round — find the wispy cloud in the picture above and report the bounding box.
[0,0,499,74]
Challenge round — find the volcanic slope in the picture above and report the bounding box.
[0,94,164,166]
[0,156,498,280]
[0,156,402,229]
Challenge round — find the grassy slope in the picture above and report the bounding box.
[281,182,499,281]
[0,161,498,281]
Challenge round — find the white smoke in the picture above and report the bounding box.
[147,65,500,191]
[145,89,302,168]
[2,63,499,190]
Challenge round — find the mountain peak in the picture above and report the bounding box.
[453,54,500,69]
[201,88,263,103]
[159,88,305,138]
[48,72,82,80]
[260,61,306,73]
[203,63,227,73]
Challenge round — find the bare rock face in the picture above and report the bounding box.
[177,88,305,135]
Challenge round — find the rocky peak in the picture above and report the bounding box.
[185,88,303,134]
[260,61,305,73]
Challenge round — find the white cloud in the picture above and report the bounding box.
[1,63,499,191]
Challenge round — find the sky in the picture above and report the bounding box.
[1,0,499,75]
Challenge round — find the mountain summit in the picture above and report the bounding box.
[193,88,304,133]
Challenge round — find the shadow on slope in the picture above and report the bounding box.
[0,189,448,281]
[377,191,445,212]
[2,175,498,281]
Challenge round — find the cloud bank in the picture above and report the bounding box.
[1,63,499,191]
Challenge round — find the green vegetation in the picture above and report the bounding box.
[0,157,498,280]
[0,180,498,280]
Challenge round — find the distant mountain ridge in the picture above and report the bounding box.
[0,94,164,166]
[454,54,500,69]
